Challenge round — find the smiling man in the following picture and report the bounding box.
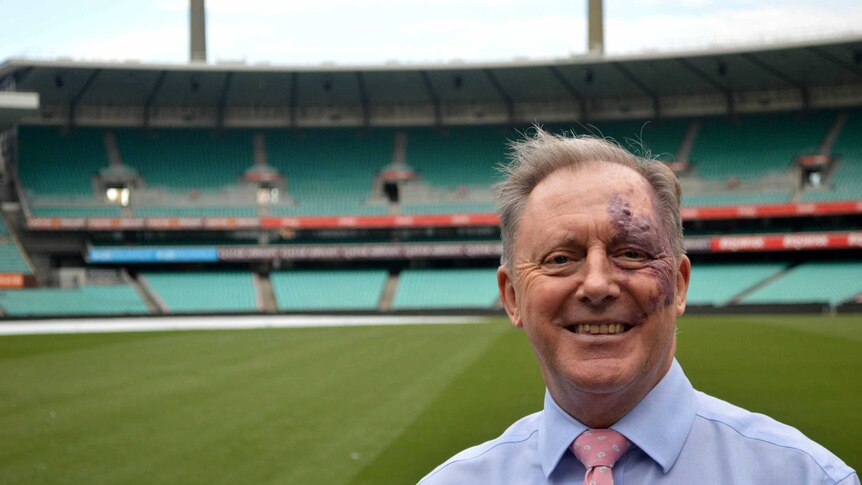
[420,129,858,485]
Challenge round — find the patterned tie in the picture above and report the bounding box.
[571,429,631,485]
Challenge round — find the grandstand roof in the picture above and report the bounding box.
[1,35,861,125]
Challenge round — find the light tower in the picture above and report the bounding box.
[190,0,207,63]
[588,0,604,55]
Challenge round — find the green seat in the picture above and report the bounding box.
[742,261,862,305]
[690,112,833,181]
[802,111,862,203]
[271,270,388,310]
[392,268,498,309]
[142,271,257,313]
[115,129,255,193]
[0,285,149,316]
[0,242,31,274]
[687,263,786,306]
[266,129,394,216]
[18,126,109,197]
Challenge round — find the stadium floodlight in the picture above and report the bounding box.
[105,187,130,207]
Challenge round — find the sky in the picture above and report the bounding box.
[1,0,861,66]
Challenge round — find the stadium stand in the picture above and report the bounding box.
[689,112,832,180]
[803,111,862,202]
[392,268,499,309]
[686,262,787,306]
[400,202,495,215]
[0,242,31,274]
[17,126,109,197]
[16,112,853,218]
[8,108,862,315]
[133,206,258,218]
[141,271,258,313]
[681,191,791,207]
[30,205,124,218]
[115,128,255,192]
[551,118,689,162]
[0,284,149,316]
[266,129,394,216]
[741,261,862,306]
[402,126,509,190]
[270,269,388,311]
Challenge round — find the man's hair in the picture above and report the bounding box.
[495,127,684,271]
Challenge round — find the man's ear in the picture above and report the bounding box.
[675,255,691,316]
[498,265,523,328]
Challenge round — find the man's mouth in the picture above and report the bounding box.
[566,323,632,335]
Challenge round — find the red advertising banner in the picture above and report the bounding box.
[679,200,862,221]
[710,232,862,253]
[25,201,862,232]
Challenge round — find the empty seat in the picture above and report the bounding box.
[742,261,862,305]
[392,268,498,309]
[0,285,149,316]
[686,262,786,306]
[271,269,388,310]
[142,271,257,313]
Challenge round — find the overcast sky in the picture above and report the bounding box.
[2,0,861,66]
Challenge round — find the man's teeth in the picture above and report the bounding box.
[573,323,628,334]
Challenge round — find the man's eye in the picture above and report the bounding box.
[550,255,570,264]
[621,249,647,260]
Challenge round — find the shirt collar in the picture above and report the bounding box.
[538,358,697,477]
[539,387,587,478]
[613,359,696,473]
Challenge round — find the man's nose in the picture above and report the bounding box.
[576,250,620,305]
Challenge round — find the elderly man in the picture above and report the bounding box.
[420,130,858,484]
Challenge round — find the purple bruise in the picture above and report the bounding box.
[606,192,675,307]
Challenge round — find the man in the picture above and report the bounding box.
[420,129,858,484]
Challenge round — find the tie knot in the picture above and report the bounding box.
[571,429,630,469]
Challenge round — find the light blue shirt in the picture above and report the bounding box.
[420,360,859,484]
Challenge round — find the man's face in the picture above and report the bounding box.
[498,162,690,409]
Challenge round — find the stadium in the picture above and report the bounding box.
[0,1,860,483]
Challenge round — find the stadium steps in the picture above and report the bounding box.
[253,133,267,166]
[378,272,399,311]
[135,274,170,313]
[255,272,277,312]
[727,264,796,305]
[127,272,162,314]
[0,232,35,275]
[741,261,862,305]
[104,130,123,166]
[675,120,701,163]
[817,112,849,155]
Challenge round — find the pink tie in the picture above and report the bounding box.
[571,429,631,485]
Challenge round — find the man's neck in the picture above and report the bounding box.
[548,360,673,428]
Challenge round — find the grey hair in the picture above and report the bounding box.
[495,127,684,272]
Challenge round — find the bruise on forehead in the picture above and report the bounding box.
[606,191,676,308]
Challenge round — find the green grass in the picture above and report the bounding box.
[0,315,860,484]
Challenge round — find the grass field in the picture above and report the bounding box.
[1,314,860,484]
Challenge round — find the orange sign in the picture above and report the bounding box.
[0,273,25,289]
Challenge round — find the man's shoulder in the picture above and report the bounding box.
[693,390,857,484]
[418,411,543,484]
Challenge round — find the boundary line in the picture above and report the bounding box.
[0,315,492,336]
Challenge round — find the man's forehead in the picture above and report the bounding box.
[528,161,655,209]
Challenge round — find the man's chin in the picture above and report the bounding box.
[560,361,638,396]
